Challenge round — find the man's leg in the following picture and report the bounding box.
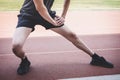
[50,25,114,68]
[51,25,94,56]
[12,27,32,75]
[12,27,32,58]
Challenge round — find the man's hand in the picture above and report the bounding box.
[54,15,65,26]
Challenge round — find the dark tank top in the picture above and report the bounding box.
[20,0,54,17]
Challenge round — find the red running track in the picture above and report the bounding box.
[0,34,120,80]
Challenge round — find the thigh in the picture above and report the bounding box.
[12,27,32,46]
[50,25,74,37]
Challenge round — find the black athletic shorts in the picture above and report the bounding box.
[16,11,64,32]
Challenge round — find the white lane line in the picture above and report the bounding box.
[0,48,120,56]
[59,74,120,80]
[93,48,120,51]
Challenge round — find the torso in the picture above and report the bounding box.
[20,0,54,16]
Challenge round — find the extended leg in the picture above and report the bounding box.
[50,25,114,68]
[51,25,94,56]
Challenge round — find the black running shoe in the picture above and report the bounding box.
[17,57,31,75]
[90,53,114,68]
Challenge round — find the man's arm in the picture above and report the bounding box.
[61,0,70,18]
[33,0,58,26]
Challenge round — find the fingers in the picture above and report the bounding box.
[54,16,65,26]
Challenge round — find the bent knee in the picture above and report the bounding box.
[12,44,22,53]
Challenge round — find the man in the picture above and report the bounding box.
[12,0,114,75]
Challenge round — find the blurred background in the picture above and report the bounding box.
[0,0,120,37]
[0,0,120,11]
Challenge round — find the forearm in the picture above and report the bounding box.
[33,0,56,25]
[61,0,70,18]
[37,6,55,25]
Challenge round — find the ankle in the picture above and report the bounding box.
[21,56,27,61]
[92,53,100,58]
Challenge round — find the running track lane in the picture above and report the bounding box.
[0,34,120,80]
